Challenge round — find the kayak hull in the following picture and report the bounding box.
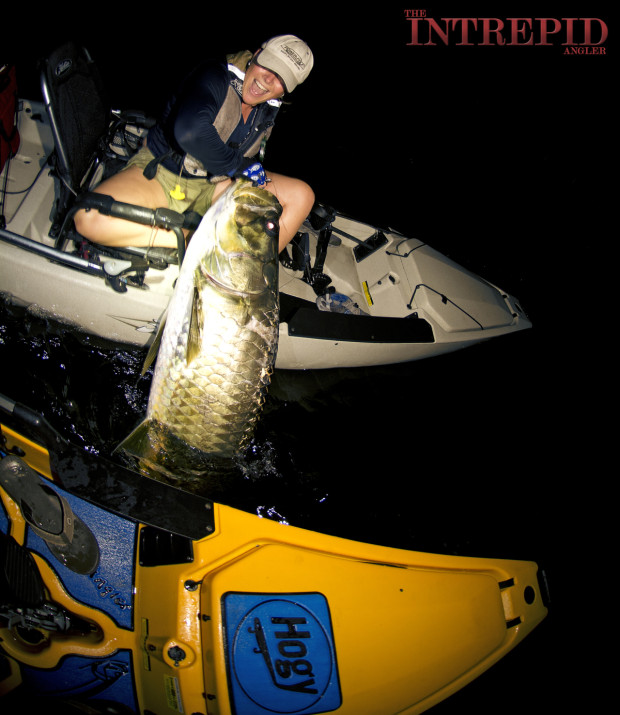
[1,101,531,370]
[0,409,548,715]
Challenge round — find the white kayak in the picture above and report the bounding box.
[0,98,531,370]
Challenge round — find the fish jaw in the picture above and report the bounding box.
[203,180,282,297]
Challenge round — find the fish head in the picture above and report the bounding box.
[204,180,283,296]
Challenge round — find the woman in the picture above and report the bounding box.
[75,35,314,253]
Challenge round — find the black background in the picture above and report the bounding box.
[2,3,611,714]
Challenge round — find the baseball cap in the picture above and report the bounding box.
[255,35,314,93]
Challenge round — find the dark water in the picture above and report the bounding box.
[2,9,609,712]
[0,293,555,714]
[0,293,544,558]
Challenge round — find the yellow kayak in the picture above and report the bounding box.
[0,398,548,715]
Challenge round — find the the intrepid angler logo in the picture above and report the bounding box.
[404,10,609,53]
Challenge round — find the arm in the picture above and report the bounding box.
[172,62,244,177]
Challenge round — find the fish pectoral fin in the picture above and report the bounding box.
[142,310,167,376]
[115,419,157,459]
[186,286,202,366]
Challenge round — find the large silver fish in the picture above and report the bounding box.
[118,179,282,483]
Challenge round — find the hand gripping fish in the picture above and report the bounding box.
[117,180,282,482]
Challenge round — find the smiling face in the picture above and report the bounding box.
[241,58,285,106]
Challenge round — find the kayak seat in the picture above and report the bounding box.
[39,41,154,244]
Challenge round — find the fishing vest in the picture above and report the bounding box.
[146,52,281,182]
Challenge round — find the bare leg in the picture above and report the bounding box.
[208,173,314,252]
[213,171,314,251]
[264,172,315,252]
[74,166,180,248]
[75,167,314,252]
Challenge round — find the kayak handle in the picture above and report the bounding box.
[73,192,187,265]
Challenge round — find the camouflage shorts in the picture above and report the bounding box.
[126,146,219,215]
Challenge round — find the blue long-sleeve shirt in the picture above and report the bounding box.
[146,55,280,179]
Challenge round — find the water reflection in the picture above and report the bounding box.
[0,293,545,561]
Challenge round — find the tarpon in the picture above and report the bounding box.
[117,180,282,484]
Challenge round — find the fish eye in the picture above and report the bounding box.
[264,218,279,239]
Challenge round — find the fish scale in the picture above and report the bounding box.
[118,180,282,481]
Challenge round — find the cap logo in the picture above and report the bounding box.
[280,44,307,70]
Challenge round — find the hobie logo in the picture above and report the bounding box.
[54,59,73,78]
[223,593,341,714]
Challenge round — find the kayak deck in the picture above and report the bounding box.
[1,100,531,369]
[0,403,548,715]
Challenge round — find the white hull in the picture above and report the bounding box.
[1,101,531,370]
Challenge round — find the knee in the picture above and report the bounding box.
[74,204,120,245]
[290,177,315,215]
[268,173,314,213]
[299,178,315,207]
[303,182,316,213]
[73,207,101,241]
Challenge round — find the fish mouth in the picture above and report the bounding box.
[232,179,280,206]
[231,181,282,244]
[201,180,281,295]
